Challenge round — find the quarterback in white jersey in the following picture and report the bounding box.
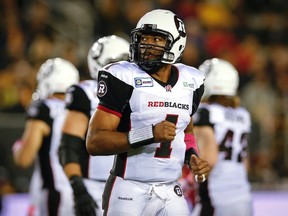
[13,58,80,216]
[58,35,130,216]
[192,58,253,216]
[86,9,210,216]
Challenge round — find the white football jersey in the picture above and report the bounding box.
[26,98,74,216]
[65,80,114,181]
[193,103,252,207]
[97,61,205,183]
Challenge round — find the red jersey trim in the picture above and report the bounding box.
[97,105,122,118]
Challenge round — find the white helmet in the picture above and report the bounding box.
[199,58,239,98]
[130,9,187,73]
[35,58,80,99]
[87,35,130,80]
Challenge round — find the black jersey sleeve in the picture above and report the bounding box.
[193,107,213,128]
[97,70,133,115]
[192,83,204,115]
[26,100,52,126]
[65,85,91,118]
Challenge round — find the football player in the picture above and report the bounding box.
[13,58,80,216]
[58,35,130,216]
[86,9,210,215]
[191,58,253,216]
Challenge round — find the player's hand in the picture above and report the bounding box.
[12,139,23,157]
[189,155,210,183]
[70,176,97,216]
[153,120,176,143]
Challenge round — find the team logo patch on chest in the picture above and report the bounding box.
[174,185,183,197]
[134,77,153,87]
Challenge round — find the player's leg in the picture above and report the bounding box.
[142,182,190,216]
[164,183,190,216]
[102,175,148,216]
[214,200,253,216]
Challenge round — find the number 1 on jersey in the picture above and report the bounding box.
[154,114,178,158]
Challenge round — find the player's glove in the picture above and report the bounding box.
[70,175,97,216]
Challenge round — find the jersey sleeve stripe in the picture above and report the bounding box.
[97,105,122,118]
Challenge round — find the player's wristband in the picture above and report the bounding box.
[184,133,199,153]
[128,125,155,148]
[185,147,199,169]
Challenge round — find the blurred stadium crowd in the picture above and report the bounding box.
[0,0,288,195]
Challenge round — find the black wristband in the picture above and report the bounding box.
[184,147,199,169]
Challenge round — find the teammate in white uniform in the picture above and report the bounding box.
[26,161,42,216]
[86,9,210,216]
[58,35,130,216]
[13,58,80,216]
[191,58,253,216]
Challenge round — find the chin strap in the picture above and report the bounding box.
[138,61,165,74]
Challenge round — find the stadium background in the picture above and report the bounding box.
[0,0,287,215]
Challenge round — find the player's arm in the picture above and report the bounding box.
[86,109,129,155]
[59,110,97,216]
[13,119,50,167]
[193,107,218,167]
[86,69,176,155]
[184,118,199,154]
[86,108,177,156]
[58,84,99,216]
[59,110,88,178]
[243,157,250,171]
[59,84,92,177]
[184,117,211,183]
[193,125,218,167]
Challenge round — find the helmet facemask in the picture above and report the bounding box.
[130,25,175,74]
